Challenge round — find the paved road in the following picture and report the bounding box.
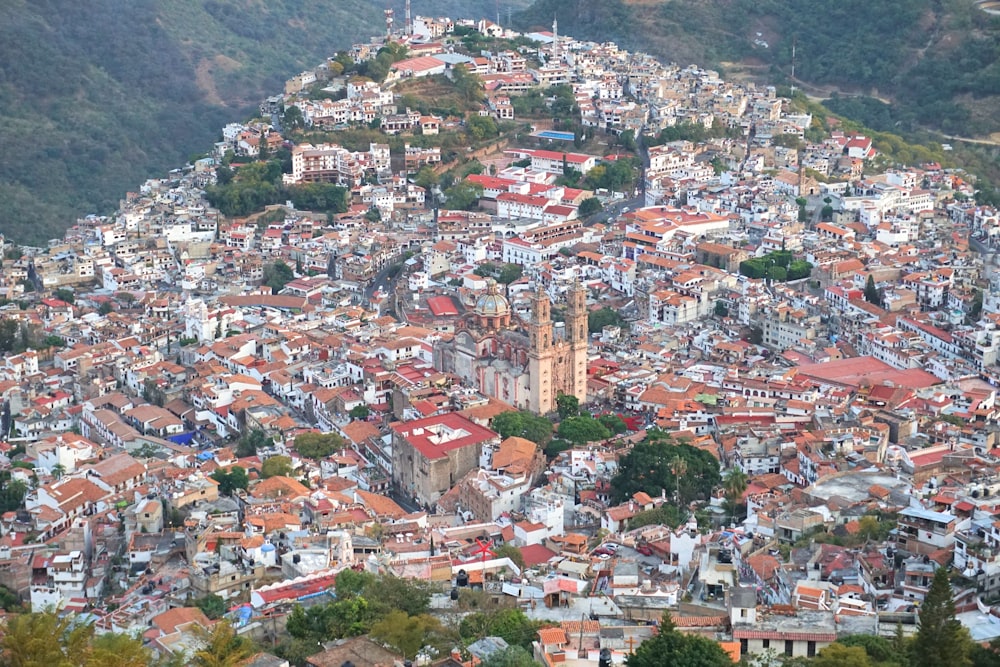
[364,262,399,303]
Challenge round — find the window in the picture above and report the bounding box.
[785,640,793,656]
[807,641,816,658]
[762,639,770,649]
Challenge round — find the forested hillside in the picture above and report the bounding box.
[0,0,528,244]
[517,0,1000,138]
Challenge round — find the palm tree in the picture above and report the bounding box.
[723,468,749,523]
[51,463,65,480]
[193,621,256,667]
[670,456,687,503]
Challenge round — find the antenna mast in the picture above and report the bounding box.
[790,37,797,94]
[405,0,412,36]
[384,8,394,37]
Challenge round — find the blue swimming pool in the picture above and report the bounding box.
[535,130,575,141]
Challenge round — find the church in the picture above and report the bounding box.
[432,280,589,414]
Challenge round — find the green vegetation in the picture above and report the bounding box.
[612,430,721,504]
[557,415,611,444]
[1,610,150,667]
[261,455,293,479]
[0,0,526,244]
[280,571,437,663]
[588,306,627,333]
[206,160,349,217]
[490,410,553,445]
[293,431,344,459]
[517,0,1000,141]
[626,612,734,667]
[263,260,295,293]
[236,428,272,458]
[628,505,686,530]
[459,608,541,652]
[912,568,971,667]
[556,394,580,420]
[210,466,249,496]
[194,594,227,620]
[739,250,812,282]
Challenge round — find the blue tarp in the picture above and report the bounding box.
[197,451,214,460]
[168,432,196,445]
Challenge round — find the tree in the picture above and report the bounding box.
[812,643,873,667]
[598,414,628,435]
[479,646,537,667]
[723,468,748,506]
[370,610,445,659]
[98,301,114,315]
[193,620,256,667]
[578,197,603,217]
[294,432,343,459]
[364,206,382,223]
[414,166,439,191]
[261,455,293,479]
[490,411,553,445]
[263,260,294,292]
[588,307,626,333]
[557,415,611,444]
[911,568,971,667]
[496,263,523,285]
[51,463,66,480]
[459,608,540,652]
[53,288,75,304]
[611,431,721,504]
[442,181,483,211]
[195,594,227,620]
[493,544,525,570]
[349,404,371,420]
[839,634,906,665]
[468,115,499,141]
[626,613,734,667]
[236,429,270,458]
[864,274,882,306]
[1,610,150,667]
[556,394,580,419]
[211,466,249,496]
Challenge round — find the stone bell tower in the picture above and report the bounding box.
[527,285,555,414]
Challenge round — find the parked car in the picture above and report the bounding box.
[636,545,653,556]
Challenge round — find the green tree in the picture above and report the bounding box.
[468,115,499,141]
[628,504,685,529]
[556,394,580,419]
[598,414,628,435]
[414,166,439,191]
[370,610,445,660]
[211,466,249,496]
[263,260,294,292]
[195,594,227,620]
[493,544,525,570]
[490,411,553,445]
[864,274,881,306]
[839,634,907,665]
[578,197,602,217]
[294,432,344,459]
[261,455,293,479]
[274,637,322,667]
[1,610,150,667]
[911,568,971,667]
[349,404,371,420]
[813,643,873,667]
[53,288,75,304]
[611,431,721,504]
[626,612,734,667]
[236,429,271,458]
[459,608,540,652]
[193,620,256,667]
[723,468,749,506]
[479,645,537,667]
[557,415,611,444]
[588,306,625,333]
[442,181,483,210]
[496,263,523,285]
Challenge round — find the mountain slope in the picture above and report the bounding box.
[0,0,528,244]
[516,0,1000,138]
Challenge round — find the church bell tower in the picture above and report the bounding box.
[528,286,555,414]
[565,281,589,404]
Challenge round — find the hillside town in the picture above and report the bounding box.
[2,9,1000,667]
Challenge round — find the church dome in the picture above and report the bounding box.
[475,278,510,318]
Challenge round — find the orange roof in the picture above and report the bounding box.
[537,627,568,645]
